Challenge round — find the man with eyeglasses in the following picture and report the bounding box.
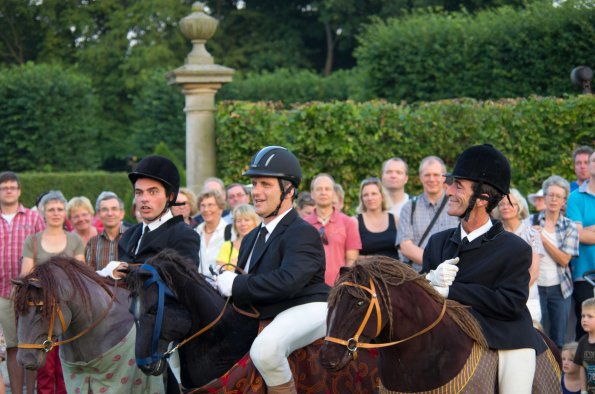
[223,183,251,223]
[304,173,361,286]
[568,150,595,340]
[85,191,129,270]
[0,171,43,394]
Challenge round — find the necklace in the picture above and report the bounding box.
[203,227,216,234]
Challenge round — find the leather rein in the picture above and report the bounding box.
[18,290,116,353]
[324,278,447,357]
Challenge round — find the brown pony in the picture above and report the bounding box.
[319,256,561,393]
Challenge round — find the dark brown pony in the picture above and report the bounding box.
[128,249,379,393]
[320,256,561,393]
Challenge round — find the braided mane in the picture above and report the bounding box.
[328,256,487,348]
[13,256,112,322]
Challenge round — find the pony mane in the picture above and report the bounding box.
[13,256,112,322]
[129,249,218,299]
[329,256,487,348]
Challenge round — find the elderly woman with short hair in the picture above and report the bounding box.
[492,188,544,324]
[532,175,579,348]
[21,190,84,394]
[67,196,98,246]
[195,190,228,281]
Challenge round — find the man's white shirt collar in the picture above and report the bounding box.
[144,209,173,233]
[460,217,492,243]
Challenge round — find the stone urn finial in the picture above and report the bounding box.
[179,2,219,65]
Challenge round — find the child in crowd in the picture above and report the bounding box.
[562,342,581,394]
[575,298,595,394]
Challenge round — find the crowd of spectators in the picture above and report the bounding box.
[0,143,593,392]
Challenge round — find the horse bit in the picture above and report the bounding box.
[324,278,447,358]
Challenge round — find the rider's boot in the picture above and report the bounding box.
[267,378,297,394]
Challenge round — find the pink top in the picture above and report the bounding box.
[305,209,361,286]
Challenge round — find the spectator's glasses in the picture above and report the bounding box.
[319,226,329,245]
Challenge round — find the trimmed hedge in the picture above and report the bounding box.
[356,1,595,102]
[215,95,595,212]
[217,68,370,104]
[18,172,132,213]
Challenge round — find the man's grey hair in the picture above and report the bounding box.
[95,191,124,211]
[418,156,446,175]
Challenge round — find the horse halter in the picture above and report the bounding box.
[324,278,447,358]
[135,264,231,366]
[18,294,115,353]
[135,264,177,367]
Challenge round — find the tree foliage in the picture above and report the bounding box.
[356,1,595,102]
[0,63,101,172]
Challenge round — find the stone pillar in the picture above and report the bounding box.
[169,2,234,193]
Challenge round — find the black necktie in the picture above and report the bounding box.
[251,227,268,262]
[461,236,469,246]
[140,226,150,246]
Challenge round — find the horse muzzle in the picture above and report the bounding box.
[16,349,47,370]
[139,358,167,376]
[319,342,353,371]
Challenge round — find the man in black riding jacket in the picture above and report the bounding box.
[422,144,546,393]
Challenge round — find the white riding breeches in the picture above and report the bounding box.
[250,302,328,386]
[497,348,536,394]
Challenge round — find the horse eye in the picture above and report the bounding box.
[35,305,43,313]
[356,300,365,307]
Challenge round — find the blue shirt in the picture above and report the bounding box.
[567,180,595,281]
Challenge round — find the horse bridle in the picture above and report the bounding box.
[135,264,229,367]
[18,293,115,353]
[324,278,447,358]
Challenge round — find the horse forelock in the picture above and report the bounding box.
[13,256,107,322]
[330,256,487,347]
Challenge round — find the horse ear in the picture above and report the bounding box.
[339,266,352,276]
[11,278,24,287]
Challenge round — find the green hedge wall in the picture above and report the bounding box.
[18,172,132,213]
[356,1,595,102]
[215,95,595,212]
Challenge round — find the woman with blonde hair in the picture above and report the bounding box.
[216,204,260,270]
[492,188,544,323]
[173,187,198,227]
[355,177,399,259]
[67,196,98,246]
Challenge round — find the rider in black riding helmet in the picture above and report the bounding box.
[216,146,329,394]
[118,155,200,265]
[422,144,547,393]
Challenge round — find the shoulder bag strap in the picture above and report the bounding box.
[417,196,448,247]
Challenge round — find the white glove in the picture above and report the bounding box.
[96,261,128,279]
[216,271,238,297]
[433,285,449,298]
[426,257,460,287]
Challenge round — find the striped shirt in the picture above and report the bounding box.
[0,205,45,298]
[85,225,127,270]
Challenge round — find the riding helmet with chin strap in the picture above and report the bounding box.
[128,155,180,206]
[445,144,511,221]
[243,146,301,218]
